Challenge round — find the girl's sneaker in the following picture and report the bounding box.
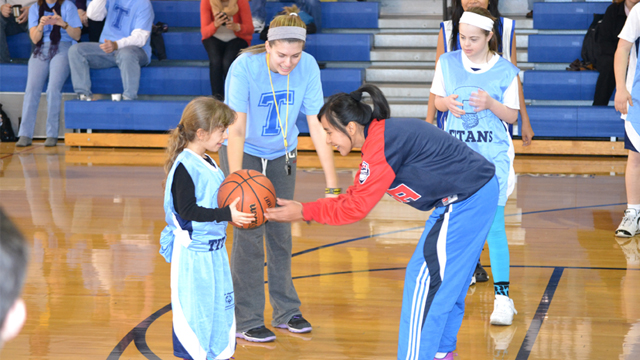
[615,209,640,238]
[490,295,517,326]
[236,326,276,342]
[275,314,312,333]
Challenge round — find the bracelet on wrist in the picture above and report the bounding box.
[325,187,342,195]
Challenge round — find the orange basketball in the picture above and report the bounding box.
[217,169,276,229]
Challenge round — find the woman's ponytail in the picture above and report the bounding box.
[318,84,390,138]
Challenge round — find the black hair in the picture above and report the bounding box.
[0,208,28,330]
[318,84,390,138]
[450,0,503,54]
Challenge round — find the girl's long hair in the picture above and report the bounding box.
[165,97,236,174]
[240,13,306,55]
[318,84,390,139]
[450,0,503,54]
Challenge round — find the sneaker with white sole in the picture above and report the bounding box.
[236,326,276,342]
[78,94,92,101]
[616,209,640,238]
[275,314,312,333]
[252,18,265,33]
[470,275,476,286]
[490,295,517,326]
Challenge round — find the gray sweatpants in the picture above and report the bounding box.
[218,146,302,332]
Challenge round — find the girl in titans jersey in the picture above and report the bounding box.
[432,7,521,327]
[160,97,254,360]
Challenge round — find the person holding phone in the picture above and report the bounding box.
[201,0,253,100]
[0,0,35,63]
[16,0,82,147]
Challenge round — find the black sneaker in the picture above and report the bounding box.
[236,326,276,342]
[475,261,489,282]
[276,314,312,333]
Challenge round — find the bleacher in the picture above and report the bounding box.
[0,0,378,146]
[521,1,624,142]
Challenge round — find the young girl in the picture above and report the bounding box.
[265,84,500,360]
[159,97,255,360]
[221,13,338,342]
[431,7,520,326]
[428,0,533,291]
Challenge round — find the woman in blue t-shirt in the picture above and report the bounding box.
[16,0,81,147]
[220,13,338,343]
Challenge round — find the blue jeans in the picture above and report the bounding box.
[68,42,148,100]
[19,42,72,139]
[0,13,29,63]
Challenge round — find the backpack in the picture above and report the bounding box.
[0,104,17,142]
[581,13,605,69]
[151,22,168,61]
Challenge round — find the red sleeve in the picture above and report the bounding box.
[233,0,254,44]
[201,0,218,40]
[302,123,396,225]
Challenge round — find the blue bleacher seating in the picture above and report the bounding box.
[533,2,610,30]
[152,1,378,29]
[7,32,371,62]
[65,99,311,132]
[523,71,604,101]
[527,35,583,63]
[0,63,363,97]
[520,106,623,138]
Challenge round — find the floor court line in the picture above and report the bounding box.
[115,202,630,359]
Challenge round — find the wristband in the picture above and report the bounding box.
[325,187,342,195]
[62,22,68,30]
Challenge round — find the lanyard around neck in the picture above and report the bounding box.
[266,53,290,151]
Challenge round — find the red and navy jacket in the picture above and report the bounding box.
[303,118,496,225]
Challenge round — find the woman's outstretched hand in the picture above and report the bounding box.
[265,198,304,223]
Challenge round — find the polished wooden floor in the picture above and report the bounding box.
[0,142,638,360]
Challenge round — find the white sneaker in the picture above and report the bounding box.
[252,18,265,33]
[470,275,476,286]
[490,295,517,326]
[78,94,92,101]
[616,209,640,238]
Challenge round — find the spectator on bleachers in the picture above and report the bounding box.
[0,0,34,63]
[249,0,320,33]
[201,0,253,100]
[427,0,534,146]
[593,0,639,106]
[16,0,82,147]
[74,0,104,42]
[67,0,153,101]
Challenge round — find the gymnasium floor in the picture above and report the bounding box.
[0,143,638,360]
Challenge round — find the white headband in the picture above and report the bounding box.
[267,26,306,42]
[459,12,494,32]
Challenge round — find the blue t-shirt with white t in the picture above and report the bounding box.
[224,51,324,160]
[99,0,154,62]
[28,0,83,43]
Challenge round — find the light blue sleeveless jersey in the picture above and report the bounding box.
[224,51,324,160]
[160,149,227,261]
[439,50,519,206]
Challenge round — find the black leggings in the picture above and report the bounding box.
[202,36,249,100]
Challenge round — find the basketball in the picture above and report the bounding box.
[217,169,276,229]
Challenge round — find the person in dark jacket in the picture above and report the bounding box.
[593,0,640,106]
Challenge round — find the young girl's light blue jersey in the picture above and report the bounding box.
[28,0,83,43]
[224,51,324,160]
[160,149,235,360]
[439,50,519,206]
